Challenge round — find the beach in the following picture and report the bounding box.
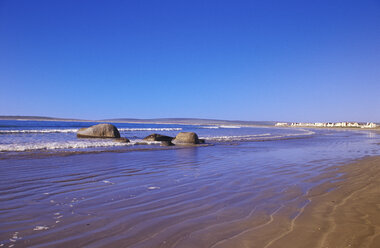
[0,120,380,247]
[212,156,380,248]
[1,0,378,246]
[268,156,380,248]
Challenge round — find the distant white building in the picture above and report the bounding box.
[282,121,377,129]
[347,122,359,127]
[314,123,325,127]
[334,122,347,127]
[361,122,377,128]
[275,122,288,126]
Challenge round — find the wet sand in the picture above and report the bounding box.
[254,156,380,248]
[1,133,380,247]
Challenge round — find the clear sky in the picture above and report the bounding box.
[0,0,379,122]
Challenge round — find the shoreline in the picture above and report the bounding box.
[0,126,379,247]
[1,117,378,131]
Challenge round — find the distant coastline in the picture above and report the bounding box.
[1,116,379,130]
[0,116,87,122]
[0,116,276,127]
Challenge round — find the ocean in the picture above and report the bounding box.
[0,120,312,154]
[1,120,379,247]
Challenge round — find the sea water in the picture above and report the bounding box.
[0,120,312,153]
[0,120,379,247]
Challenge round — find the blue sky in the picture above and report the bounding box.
[0,0,379,122]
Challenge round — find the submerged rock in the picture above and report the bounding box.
[143,133,173,142]
[77,124,121,138]
[160,141,174,146]
[172,132,200,145]
[135,142,149,145]
[114,137,130,143]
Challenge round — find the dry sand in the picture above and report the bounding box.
[256,156,380,248]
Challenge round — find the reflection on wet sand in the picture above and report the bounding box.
[0,130,380,247]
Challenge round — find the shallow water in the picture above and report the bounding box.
[0,121,379,247]
[0,120,310,153]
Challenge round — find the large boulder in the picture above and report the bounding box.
[172,132,200,145]
[77,124,121,138]
[143,133,173,142]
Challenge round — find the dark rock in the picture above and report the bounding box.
[143,133,173,142]
[198,139,205,144]
[172,132,200,145]
[77,124,121,138]
[135,142,149,145]
[114,137,130,143]
[160,141,174,146]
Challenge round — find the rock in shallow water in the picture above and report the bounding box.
[172,132,200,145]
[114,137,130,143]
[160,141,174,146]
[77,124,121,138]
[143,133,173,142]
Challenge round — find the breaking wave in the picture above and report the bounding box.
[199,125,242,129]
[201,133,272,141]
[0,139,164,152]
[0,127,182,134]
[219,125,241,128]
[0,141,130,152]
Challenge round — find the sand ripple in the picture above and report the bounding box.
[1,130,380,247]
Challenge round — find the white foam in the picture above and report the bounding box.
[201,133,271,141]
[200,125,242,129]
[285,129,315,136]
[147,186,160,190]
[199,126,220,129]
[0,127,182,134]
[125,139,161,145]
[33,225,49,231]
[0,138,167,152]
[219,125,241,128]
[102,180,114,184]
[118,128,182,131]
[0,140,133,152]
